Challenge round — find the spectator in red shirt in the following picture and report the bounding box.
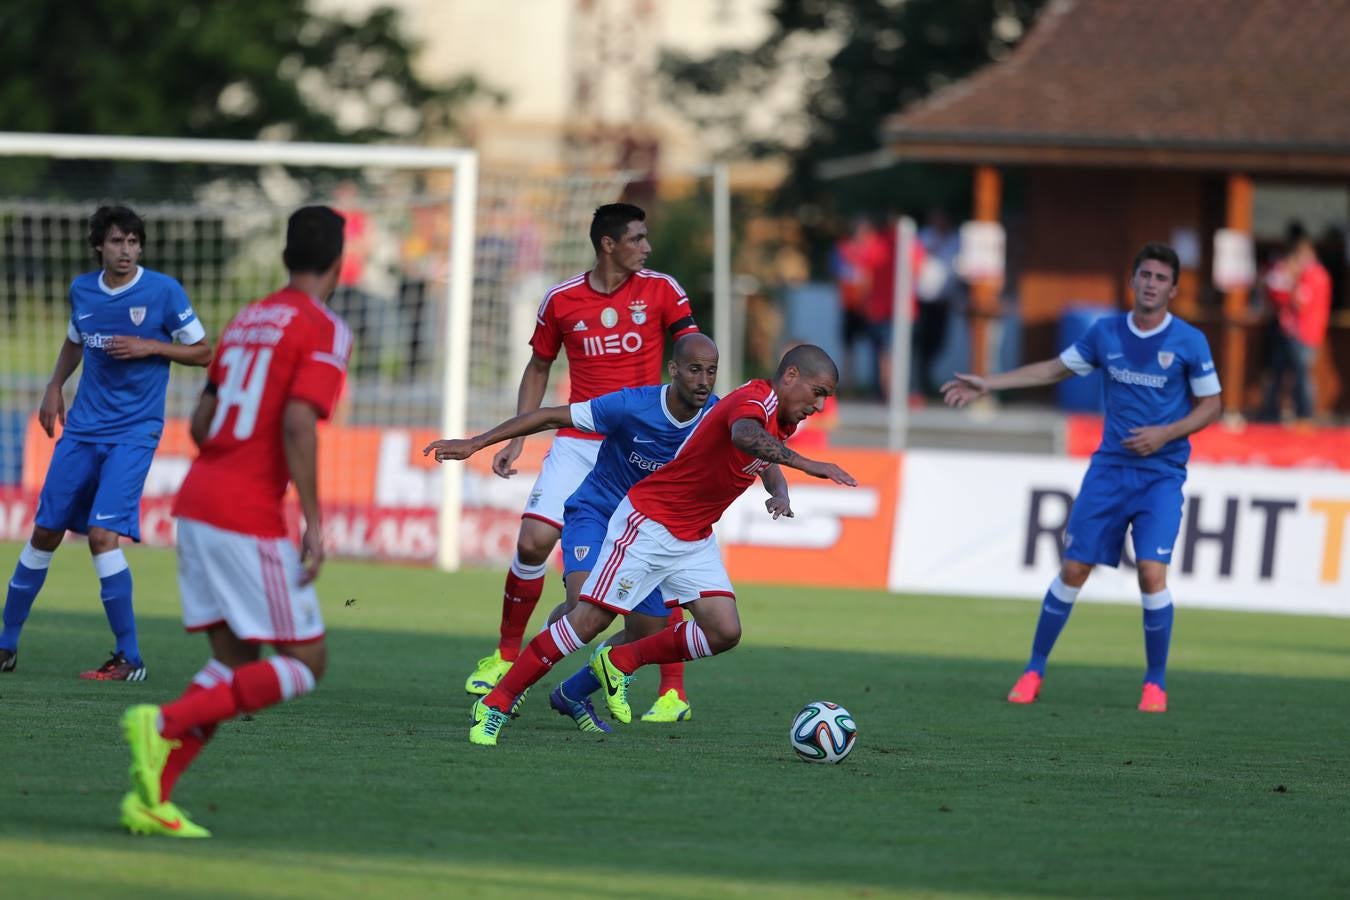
[1260,235,1331,422]
[862,217,925,403]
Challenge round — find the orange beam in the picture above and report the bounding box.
[970,165,1002,376]
[1222,173,1253,414]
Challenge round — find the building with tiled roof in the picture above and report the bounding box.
[885,0,1349,414]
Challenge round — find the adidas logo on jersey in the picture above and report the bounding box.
[572,320,589,332]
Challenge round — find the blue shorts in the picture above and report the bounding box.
[34,438,155,542]
[562,504,667,617]
[1064,462,1185,568]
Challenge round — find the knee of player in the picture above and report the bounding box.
[706,623,741,654]
[1136,566,1168,595]
[29,526,64,552]
[1060,560,1092,588]
[515,533,557,565]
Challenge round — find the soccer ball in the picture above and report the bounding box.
[789,701,857,764]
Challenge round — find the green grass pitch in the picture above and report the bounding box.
[3,540,1348,898]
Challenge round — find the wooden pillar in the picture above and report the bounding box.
[1222,173,1253,415]
[970,165,1002,376]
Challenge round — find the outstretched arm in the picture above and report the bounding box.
[730,418,856,486]
[941,357,1073,407]
[424,404,574,462]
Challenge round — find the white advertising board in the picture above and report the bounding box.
[891,450,1350,617]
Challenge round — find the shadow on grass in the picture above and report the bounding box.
[4,610,1350,899]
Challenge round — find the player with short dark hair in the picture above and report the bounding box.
[117,205,351,838]
[429,334,787,732]
[0,205,210,680]
[469,344,856,746]
[942,241,1222,713]
[463,202,700,722]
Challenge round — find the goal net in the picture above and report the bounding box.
[0,133,629,569]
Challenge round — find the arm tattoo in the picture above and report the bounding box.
[731,419,800,466]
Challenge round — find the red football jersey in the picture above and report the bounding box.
[531,269,698,440]
[629,379,796,540]
[174,287,351,537]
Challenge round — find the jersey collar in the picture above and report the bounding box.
[659,384,703,427]
[1127,311,1172,339]
[98,266,144,296]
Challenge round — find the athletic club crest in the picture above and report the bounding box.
[574,546,590,562]
[601,306,619,328]
[129,306,147,326]
[1157,351,1175,369]
[628,299,648,325]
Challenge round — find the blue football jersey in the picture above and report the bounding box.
[63,266,205,447]
[566,385,718,516]
[1061,312,1220,472]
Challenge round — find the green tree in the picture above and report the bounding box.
[0,1,494,143]
[661,0,1046,210]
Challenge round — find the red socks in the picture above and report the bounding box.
[497,568,546,662]
[657,609,687,700]
[484,618,582,710]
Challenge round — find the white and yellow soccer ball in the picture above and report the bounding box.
[789,701,857,764]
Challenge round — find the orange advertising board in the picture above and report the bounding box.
[14,416,900,587]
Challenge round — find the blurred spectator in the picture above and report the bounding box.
[331,180,378,375]
[1259,233,1331,422]
[831,217,881,392]
[915,209,964,397]
[861,216,925,402]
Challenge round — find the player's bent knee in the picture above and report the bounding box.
[29,526,64,552]
[516,521,560,564]
[1061,561,1092,587]
[277,641,327,682]
[705,624,741,654]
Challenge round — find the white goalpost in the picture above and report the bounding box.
[0,132,629,571]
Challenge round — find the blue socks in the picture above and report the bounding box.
[1026,576,1080,675]
[1,543,54,650]
[1141,589,1174,689]
[560,662,602,700]
[94,549,141,665]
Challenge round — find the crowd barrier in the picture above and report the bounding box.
[5,418,1347,616]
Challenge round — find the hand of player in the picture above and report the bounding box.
[299,524,325,585]
[423,438,478,462]
[1122,425,1172,456]
[940,373,987,407]
[491,437,524,479]
[803,460,858,486]
[103,335,158,360]
[765,493,794,520]
[38,382,65,437]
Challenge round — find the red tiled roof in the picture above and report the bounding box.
[885,0,1350,164]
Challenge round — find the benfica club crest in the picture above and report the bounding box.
[129,306,147,326]
[628,299,648,325]
[1157,351,1175,369]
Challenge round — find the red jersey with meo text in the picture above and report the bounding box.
[531,269,698,440]
[174,287,351,538]
[629,379,796,540]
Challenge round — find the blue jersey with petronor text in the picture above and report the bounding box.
[63,266,204,448]
[566,385,717,517]
[1060,312,1220,473]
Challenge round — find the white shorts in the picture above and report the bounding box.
[176,517,325,644]
[579,497,735,613]
[522,435,601,529]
